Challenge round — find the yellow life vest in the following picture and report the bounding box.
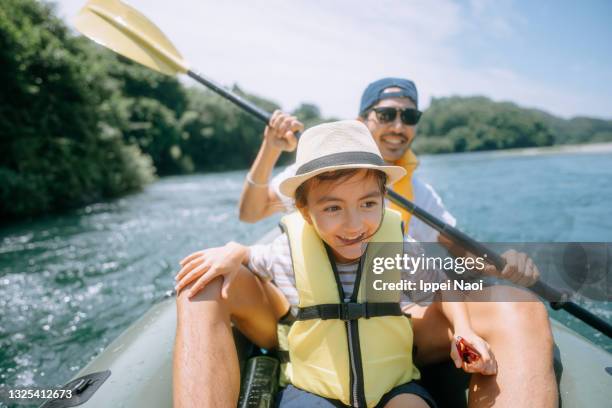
[280,209,420,407]
[389,149,419,233]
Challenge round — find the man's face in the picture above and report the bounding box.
[360,88,417,163]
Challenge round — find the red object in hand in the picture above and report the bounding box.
[455,336,481,364]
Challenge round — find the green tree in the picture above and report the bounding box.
[0,0,154,220]
[415,96,556,154]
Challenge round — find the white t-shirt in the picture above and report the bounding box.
[270,163,457,242]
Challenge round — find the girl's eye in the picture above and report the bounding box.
[362,200,379,208]
[324,205,341,213]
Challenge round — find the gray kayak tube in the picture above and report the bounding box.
[44,229,612,407]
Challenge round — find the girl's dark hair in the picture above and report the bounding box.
[294,168,387,208]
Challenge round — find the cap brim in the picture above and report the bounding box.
[279,164,406,198]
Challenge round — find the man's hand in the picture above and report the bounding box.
[175,242,248,299]
[264,110,303,152]
[484,249,540,287]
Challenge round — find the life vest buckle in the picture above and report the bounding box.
[339,302,368,321]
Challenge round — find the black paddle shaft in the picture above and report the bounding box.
[188,70,302,139]
[188,70,272,124]
[386,189,612,339]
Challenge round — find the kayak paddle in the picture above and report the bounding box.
[73,0,611,339]
[74,0,272,124]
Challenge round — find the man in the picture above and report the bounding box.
[231,77,557,406]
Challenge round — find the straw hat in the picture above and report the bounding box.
[279,120,406,198]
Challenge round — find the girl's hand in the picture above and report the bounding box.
[450,332,497,375]
[174,242,247,299]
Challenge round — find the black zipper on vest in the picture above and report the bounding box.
[325,244,367,408]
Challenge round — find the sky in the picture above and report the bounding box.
[53,0,612,120]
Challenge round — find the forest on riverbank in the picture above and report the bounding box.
[414,96,612,153]
[2,0,611,221]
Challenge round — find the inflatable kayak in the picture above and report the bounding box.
[41,229,612,407]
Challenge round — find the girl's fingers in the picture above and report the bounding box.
[484,346,497,375]
[469,338,488,360]
[473,343,497,375]
[176,261,211,292]
[473,356,496,375]
[490,353,498,375]
[464,358,488,374]
[221,271,236,299]
[179,250,205,266]
[175,270,199,293]
[176,256,204,281]
[450,349,462,369]
[449,338,462,368]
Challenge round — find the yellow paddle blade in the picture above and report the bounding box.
[74,0,189,75]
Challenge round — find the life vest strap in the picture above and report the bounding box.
[296,302,403,321]
[277,350,291,363]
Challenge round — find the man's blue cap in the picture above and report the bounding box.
[359,77,418,116]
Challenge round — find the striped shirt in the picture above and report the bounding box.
[248,233,448,311]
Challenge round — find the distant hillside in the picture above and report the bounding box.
[535,111,612,145]
[414,96,612,154]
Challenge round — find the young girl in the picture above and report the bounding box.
[175,120,497,408]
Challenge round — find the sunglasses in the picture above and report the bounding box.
[369,107,422,126]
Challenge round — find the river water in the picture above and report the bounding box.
[1,145,611,391]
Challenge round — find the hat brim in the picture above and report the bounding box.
[279,163,406,198]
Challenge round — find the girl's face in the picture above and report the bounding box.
[298,170,384,263]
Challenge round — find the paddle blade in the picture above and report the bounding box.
[74,0,189,75]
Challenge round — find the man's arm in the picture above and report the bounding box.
[238,139,284,222]
[238,110,303,223]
